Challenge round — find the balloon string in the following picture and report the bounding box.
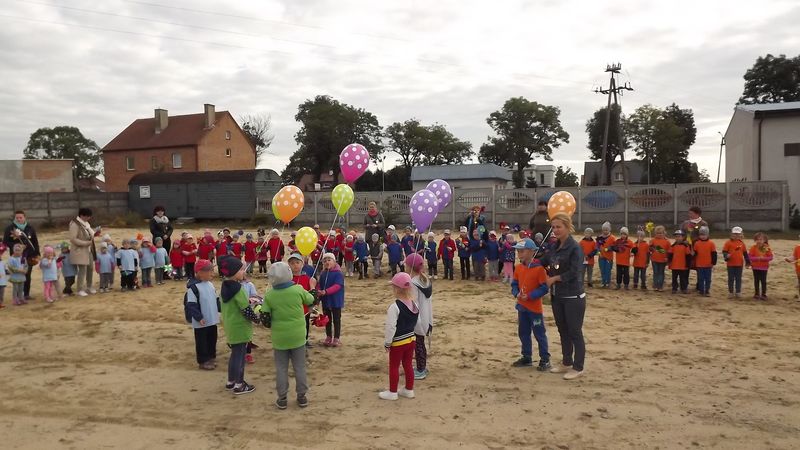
[532,226,553,260]
[310,214,341,279]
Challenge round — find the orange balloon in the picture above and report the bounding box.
[547,191,576,219]
[274,185,305,224]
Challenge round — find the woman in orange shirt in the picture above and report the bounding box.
[632,230,650,290]
[596,222,615,288]
[613,227,634,290]
[649,226,671,292]
[668,230,692,294]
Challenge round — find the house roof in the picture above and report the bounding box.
[128,169,278,185]
[411,164,512,182]
[103,111,228,152]
[583,160,646,184]
[735,102,800,119]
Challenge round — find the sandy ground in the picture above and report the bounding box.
[1,227,799,450]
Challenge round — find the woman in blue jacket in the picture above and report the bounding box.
[318,252,345,347]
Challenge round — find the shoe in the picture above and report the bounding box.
[77,291,88,297]
[512,356,533,367]
[587,283,594,288]
[735,293,742,298]
[331,338,341,347]
[563,369,583,380]
[414,368,428,380]
[633,285,638,289]
[322,337,333,347]
[297,394,309,408]
[305,340,314,348]
[761,295,768,300]
[728,292,735,298]
[225,382,235,390]
[46,298,54,303]
[245,354,254,364]
[641,286,648,291]
[233,383,256,395]
[550,364,571,374]
[199,362,215,370]
[398,388,415,399]
[537,360,552,372]
[615,285,621,290]
[89,288,97,294]
[752,294,760,300]
[378,390,398,401]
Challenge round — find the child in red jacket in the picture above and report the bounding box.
[170,241,185,280]
[244,233,258,274]
[229,234,243,259]
[256,235,269,276]
[267,229,285,263]
[343,234,355,277]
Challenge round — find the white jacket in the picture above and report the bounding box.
[411,276,433,336]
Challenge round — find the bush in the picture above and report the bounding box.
[106,211,145,228]
[790,203,800,230]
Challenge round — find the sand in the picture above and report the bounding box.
[1,227,799,450]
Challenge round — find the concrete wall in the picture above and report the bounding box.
[0,191,128,225]
[196,113,256,172]
[761,116,800,205]
[103,146,198,192]
[0,160,74,193]
[725,109,757,182]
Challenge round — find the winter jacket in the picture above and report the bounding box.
[319,264,345,309]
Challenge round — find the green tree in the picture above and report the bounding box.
[554,166,578,187]
[239,113,274,165]
[738,54,800,104]
[386,119,424,168]
[525,176,538,188]
[585,104,628,185]
[386,120,473,168]
[479,97,569,188]
[23,126,101,179]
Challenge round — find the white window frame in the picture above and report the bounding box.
[225,130,231,140]
[151,156,159,170]
[126,156,135,171]
[225,148,232,158]
[615,171,624,182]
[172,153,182,169]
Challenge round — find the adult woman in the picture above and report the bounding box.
[2,210,39,300]
[540,212,586,380]
[150,206,174,250]
[363,201,386,240]
[464,205,488,241]
[68,208,98,297]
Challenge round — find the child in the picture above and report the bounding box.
[96,243,116,293]
[343,234,355,277]
[354,234,369,280]
[510,238,550,371]
[0,245,7,307]
[170,241,185,281]
[117,239,138,291]
[469,229,486,281]
[230,234,243,259]
[182,234,198,279]
[103,234,117,288]
[438,230,457,281]
[401,227,415,258]
[139,238,156,287]
[722,227,749,298]
[425,232,438,279]
[380,272,418,401]
[318,253,345,346]
[386,234,403,276]
[668,230,692,294]
[748,232,773,300]
[256,236,269,275]
[579,228,596,287]
[261,262,315,409]
[287,231,298,255]
[267,229,285,263]
[785,234,800,299]
[457,226,471,280]
[8,244,28,305]
[184,259,219,370]
[485,231,500,282]
[632,230,650,290]
[129,238,141,289]
[649,226,670,292]
[218,255,259,395]
[244,233,258,275]
[154,237,169,285]
[288,253,318,347]
[59,243,76,296]
[596,222,616,288]
[613,227,634,290]
[369,233,385,278]
[501,234,516,284]
[39,245,59,303]
[198,233,216,263]
[405,254,433,380]
[692,226,717,297]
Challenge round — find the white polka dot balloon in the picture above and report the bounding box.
[425,179,452,212]
[339,143,370,184]
[547,190,576,219]
[409,189,439,233]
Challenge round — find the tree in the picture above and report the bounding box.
[23,126,101,179]
[386,120,473,169]
[525,176,538,188]
[239,113,274,165]
[738,54,800,104]
[554,166,578,187]
[283,95,383,184]
[386,119,424,168]
[585,104,628,185]
[479,97,569,188]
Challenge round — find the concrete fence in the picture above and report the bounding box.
[257,181,790,232]
[0,192,129,225]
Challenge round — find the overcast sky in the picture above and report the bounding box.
[1,0,798,181]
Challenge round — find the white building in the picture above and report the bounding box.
[725,102,800,204]
[507,163,555,188]
[411,163,512,191]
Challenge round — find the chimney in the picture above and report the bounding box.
[204,103,215,129]
[154,108,168,134]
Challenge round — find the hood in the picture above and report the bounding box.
[323,263,342,273]
[412,276,432,298]
[220,279,242,303]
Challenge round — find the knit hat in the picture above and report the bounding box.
[637,230,646,237]
[322,252,336,261]
[195,259,213,272]
[288,253,303,262]
[620,227,629,236]
[346,234,354,241]
[489,230,497,236]
[673,229,685,236]
[731,226,743,234]
[404,253,424,271]
[388,225,396,231]
[699,226,710,236]
[427,232,435,238]
[154,237,163,244]
[99,242,108,249]
[602,221,612,231]
[372,233,379,242]
[102,234,111,241]
[217,256,244,277]
[444,229,451,235]
[390,272,412,289]
[584,227,594,234]
[245,233,253,239]
[534,232,544,241]
[268,262,293,285]
[459,226,468,233]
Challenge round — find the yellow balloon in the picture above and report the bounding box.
[295,226,318,256]
[275,185,305,224]
[331,183,354,216]
[548,191,576,219]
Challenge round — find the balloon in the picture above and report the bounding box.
[409,189,439,233]
[274,185,305,224]
[295,226,318,256]
[271,195,282,221]
[339,143,370,184]
[548,190,577,219]
[331,183,354,216]
[425,179,452,211]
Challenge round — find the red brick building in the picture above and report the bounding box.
[102,104,255,192]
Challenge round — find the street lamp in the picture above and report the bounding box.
[717,131,725,183]
[379,156,386,194]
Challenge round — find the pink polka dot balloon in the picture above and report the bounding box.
[339,143,370,184]
[409,189,439,233]
[425,179,452,212]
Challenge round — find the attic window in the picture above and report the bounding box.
[172,153,182,168]
[225,130,231,140]
[615,172,624,182]
[151,156,158,170]
[225,148,232,158]
[786,143,800,156]
[126,156,135,171]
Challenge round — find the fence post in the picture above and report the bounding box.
[624,188,629,228]
[577,187,582,229]
[11,193,16,212]
[781,182,789,231]
[673,185,679,227]
[46,192,52,222]
[491,186,496,230]
[725,183,730,231]
[314,192,318,226]
[451,187,456,231]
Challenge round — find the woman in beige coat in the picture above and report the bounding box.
[68,208,97,296]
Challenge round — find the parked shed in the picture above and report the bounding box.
[128,169,281,219]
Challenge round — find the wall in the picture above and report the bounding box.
[761,116,800,205]
[0,192,128,225]
[413,179,508,191]
[103,146,197,192]
[0,160,74,192]
[196,113,256,172]
[725,109,756,183]
[128,180,256,219]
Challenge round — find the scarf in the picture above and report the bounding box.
[153,215,169,224]
[367,210,379,218]
[14,221,27,231]
[689,217,703,225]
[75,216,94,238]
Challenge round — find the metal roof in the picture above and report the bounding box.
[128,169,279,185]
[736,101,800,112]
[410,164,512,181]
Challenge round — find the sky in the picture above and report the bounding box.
[1,0,798,182]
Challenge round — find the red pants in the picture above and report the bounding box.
[388,342,415,392]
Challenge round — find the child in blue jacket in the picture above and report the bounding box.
[353,233,369,280]
[485,231,501,282]
[457,226,471,280]
[386,234,404,276]
[469,229,487,281]
[318,253,345,347]
[425,232,438,279]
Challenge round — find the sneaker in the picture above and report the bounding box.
[331,338,341,347]
[512,356,533,367]
[77,291,88,297]
[276,397,288,409]
[537,360,552,372]
[753,294,760,300]
[378,390,398,401]
[233,383,256,395]
[735,293,742,298]
[199,362,215,370]
[322,337,332,347]
[225,382,235,390]
[398,388,415,399]
[550,364,571,374]
[414,368,428,380]
[305,340,314,348]
[728,292,735,299]
[761,295,768,301]
[297,394,309,408]
[563,369,583,380]
[88,288,97,294]
[245,354,254,364]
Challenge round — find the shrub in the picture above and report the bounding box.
[790,203,800,230]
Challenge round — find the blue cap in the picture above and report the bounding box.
[513,238,538,250]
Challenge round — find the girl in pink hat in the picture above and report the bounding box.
[380,272,419,401]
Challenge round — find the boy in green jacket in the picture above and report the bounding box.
[262,262,316,409]
[218,256,259,395]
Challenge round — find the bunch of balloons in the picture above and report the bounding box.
[409,178,452,233]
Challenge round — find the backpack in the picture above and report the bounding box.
[183,283,202,324]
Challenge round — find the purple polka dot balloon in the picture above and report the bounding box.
[409,189,439,233]
[425,179,452,212]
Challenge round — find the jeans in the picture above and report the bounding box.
[415,335,428,371]
[443,259,454,279]
[472,258,486,280]
[672,269,689,292]
[582,264,594,286]
[184,262,195,280]
[194,325,218,364]
[599,258,613,285]
[12,282,24,302]
[155,267,165,284]
[389,262,399,275]
[121,271,136,289]
[487,260,498,279]
[172,266,184,280]
[428,262,438,277]
[727,266,743,293]
[141,267,153,287]
[99,273,113,290]
[323,307,342,338]
[633,267,647,287]
[388,342,415,392]
[63,276,75,294]
[518,309,550,361]
[76,264,93,292]
[459,257,471,279]
[228,342,247,384]
[345,260,354,275]
[357,260,368,278]
[551,296,586,371]
[652,262,666,289]
[371,258,382,276]
[696,267,712,294]
[274,346,308,400]
[616,265,630,287]
[753,269,768,296]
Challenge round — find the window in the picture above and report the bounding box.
[615,171,624,182]
[540,173,545,185]
[172,153,182,168]
[785,143,800,156]
[151,156,158,170]
[225,148,232,158]
[126,156,135,171]
[225,130,231,140]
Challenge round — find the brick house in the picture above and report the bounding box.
[102,104,256,192]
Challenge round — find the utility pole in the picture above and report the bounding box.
[594,63,633,185]
[716,131,725,183]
